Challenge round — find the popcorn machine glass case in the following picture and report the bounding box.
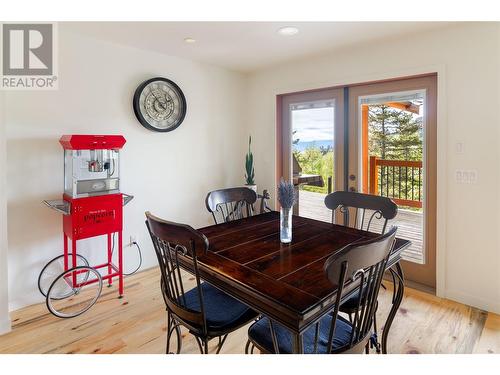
[60,134,126,197]
[64,148,120,198]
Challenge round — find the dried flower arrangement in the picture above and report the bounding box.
[277,178,296,210]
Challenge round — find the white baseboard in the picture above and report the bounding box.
[445,289,500,314]
[0,316,11,335]
[9,293,45,312]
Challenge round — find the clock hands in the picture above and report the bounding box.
[151,89,172,111]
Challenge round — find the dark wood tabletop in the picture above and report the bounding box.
[195,211,410,335]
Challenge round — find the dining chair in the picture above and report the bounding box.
[145,211,259,354]
[205,187,259,224]
[324,190,398,352]
[324,190,398,233]
[245,226,397,354]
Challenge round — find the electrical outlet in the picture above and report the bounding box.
[462,170,470,184]
[455,169,478,184]
[469,170,477,184]
[129,235,137,246]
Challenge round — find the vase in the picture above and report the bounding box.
[280,207,292,243]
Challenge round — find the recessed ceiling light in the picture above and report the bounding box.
[277,27,299,36]
[184,37,196,44]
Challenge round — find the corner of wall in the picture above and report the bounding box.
[0,91,12,334]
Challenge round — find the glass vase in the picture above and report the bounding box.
[280,207,292,243]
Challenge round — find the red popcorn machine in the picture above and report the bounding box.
[41,135,134,318]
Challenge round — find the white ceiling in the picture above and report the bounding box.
[63,22,452,73]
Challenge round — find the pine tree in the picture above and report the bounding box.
[368,104,423,206]
[368,105,422,161]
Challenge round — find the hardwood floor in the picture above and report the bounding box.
[0,266,499,354]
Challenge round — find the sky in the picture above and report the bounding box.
[291,98,423,144]
[292,107,334,143]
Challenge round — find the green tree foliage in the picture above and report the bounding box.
[293,144,334,194]
[368,105,422,161]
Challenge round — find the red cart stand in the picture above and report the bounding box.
[42,135,133,318]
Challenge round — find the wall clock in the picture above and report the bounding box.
[133,77,187,132]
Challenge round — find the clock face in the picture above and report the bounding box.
[133,77,187,132]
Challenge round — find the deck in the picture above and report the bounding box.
[298,190,424,263]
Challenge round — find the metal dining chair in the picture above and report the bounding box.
[246,227,397,354]
[324,190,398,233]
[324,190,398,352]
[145,212,259,354]
[206,187,271,224]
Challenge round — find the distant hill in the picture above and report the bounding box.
[293,140,333,152]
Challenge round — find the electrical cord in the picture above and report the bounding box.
[111,232,143,276]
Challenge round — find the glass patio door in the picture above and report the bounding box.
[278,88,345,220]
[347,75,437,289]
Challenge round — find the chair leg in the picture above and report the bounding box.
[174,324,182,354]
[194,336,204,354]
[165,312,171,354]
[204,338,209,354]
[365,343,370,354]
[382,263,405,354]
[373,302,381,354]
[245,339,252,354]
[166,315,183,354]
[215,334,228,354]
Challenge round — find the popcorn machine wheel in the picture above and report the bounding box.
[40,135,135,318]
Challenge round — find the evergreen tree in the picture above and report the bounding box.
[368,105,422,161]
[368,104,423,207]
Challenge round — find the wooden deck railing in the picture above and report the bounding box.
[369,156,423,208]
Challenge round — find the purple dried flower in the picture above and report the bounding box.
[277,178,296,209]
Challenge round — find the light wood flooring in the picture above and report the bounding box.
[0,267,499,354]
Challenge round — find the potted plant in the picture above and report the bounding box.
[245,135,256,192]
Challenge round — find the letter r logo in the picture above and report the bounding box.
[2,24,53,75]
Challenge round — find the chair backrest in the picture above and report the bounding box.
[205,187,258,224]
[322,226,397,354]
[145,211,209,333]
[324,191,397,233]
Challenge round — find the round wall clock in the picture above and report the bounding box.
[133,77,187,132]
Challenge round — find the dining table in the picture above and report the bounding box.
[192,211,410,354]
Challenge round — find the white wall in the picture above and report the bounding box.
[245,23,500,313]
[5,27,247,310]
[0,91,11,333]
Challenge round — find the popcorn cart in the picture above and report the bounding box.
[40,135,133,318]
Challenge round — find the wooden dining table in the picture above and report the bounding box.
[192,211,410,354]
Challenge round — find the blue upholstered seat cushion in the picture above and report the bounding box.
[340,290,361,312]
[181,282,257,331]
[248,314,353,354]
